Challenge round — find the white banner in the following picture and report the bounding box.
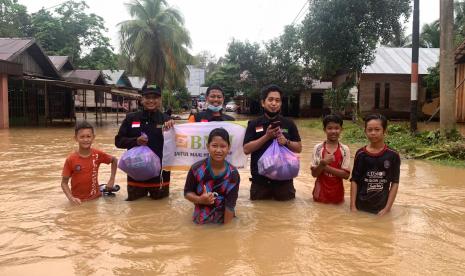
[162,122,247,171]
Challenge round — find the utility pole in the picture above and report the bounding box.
[410,0,419,133]
[440,0,456,135]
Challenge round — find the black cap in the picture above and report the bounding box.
[141,85,161,96]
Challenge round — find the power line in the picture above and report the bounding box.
[291,0,309,25]
[42,1,67,11]
[294,9,307,24]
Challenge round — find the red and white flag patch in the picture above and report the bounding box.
[255,126,264,133]
[132,121,141,128]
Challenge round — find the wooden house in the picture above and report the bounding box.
[0,38,72,127]
[357,47,439,119]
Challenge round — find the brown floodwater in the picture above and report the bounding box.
[1,117,465,275]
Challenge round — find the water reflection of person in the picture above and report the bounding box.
[115,85,174,201]
[243,84,302,201]
[308,209,397,274]
[188,85,234,122]
[184,128,240,224]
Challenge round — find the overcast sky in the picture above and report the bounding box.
[18,0,439,59]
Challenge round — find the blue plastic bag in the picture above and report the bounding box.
[118,146,161,181]
[258,139,300,180]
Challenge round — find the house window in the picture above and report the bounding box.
[310,93,324,109]
[384,83,390,109]
[425,89,433,103]
[374,83,380,109]
[77,90,84,101]
[95,91,104,103]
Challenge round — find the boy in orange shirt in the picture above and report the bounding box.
[61,121,118,204]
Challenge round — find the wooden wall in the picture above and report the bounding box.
[12,51,43,76]
[456,63,465,122]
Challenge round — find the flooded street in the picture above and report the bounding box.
[1,118,465,275]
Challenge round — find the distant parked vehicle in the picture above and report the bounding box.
[225,101,239,112]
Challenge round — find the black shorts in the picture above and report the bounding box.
[126,185,169,201]
[250,175,296,201]
[126,170,170,201]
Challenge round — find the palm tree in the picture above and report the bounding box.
[119,0,192,89]
[382,25,412,47]
[454,1,465,45]
[420,20,440,48]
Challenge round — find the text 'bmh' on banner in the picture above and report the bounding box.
[162,122,247,171]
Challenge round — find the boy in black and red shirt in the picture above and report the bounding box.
[350,114,401,215]
[311,114,350,204]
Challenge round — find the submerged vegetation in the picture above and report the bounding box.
[302,119,465,167]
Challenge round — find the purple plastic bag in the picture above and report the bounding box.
[258,139,300,180]
[118,146,161,181]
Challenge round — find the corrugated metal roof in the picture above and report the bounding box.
[63,70,106,85]
[311,81,332,89]
[102,69,124,85]
[0,38,33,61]
[49,56,71,71]
[0,38,60,79]
[128,76,146,90]
[363,47,439,75]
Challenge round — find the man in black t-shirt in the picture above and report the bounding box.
[243,84,302,201]
[188,85,234,122]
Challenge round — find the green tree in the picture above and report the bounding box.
[173,88,191,109]
[206,29,313,104]
[79,47,118,70]
[265,25,311,96]
[423,63,440,98]
[119,0,192,89]
[30,1,113,66]
[30,9,63,52]
[205,40,269,100]
[382,25,412,47]
[0,0,31,37]
[227,40,269,98]
[324,82,355,114]
[455,1,465,45]
[162,87,190,111]
[205,63,240,100]
[302,0,411,77]
[420,20,440,48]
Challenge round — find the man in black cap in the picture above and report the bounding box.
[115,85,174,200]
